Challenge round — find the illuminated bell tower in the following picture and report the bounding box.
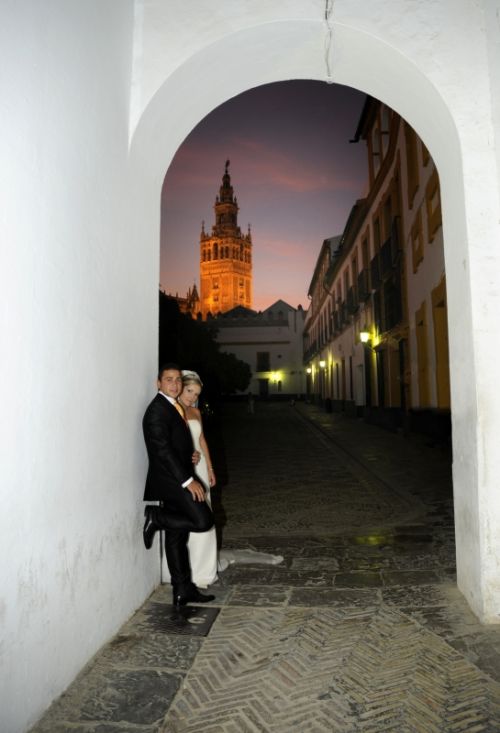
[200,160,253,318]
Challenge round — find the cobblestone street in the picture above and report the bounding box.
[31,402,500,732]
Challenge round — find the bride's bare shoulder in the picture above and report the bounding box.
[185,405,202,421]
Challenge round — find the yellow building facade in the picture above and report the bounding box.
[304,98,449,438]
[200,161,253,318]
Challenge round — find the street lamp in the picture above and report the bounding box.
[305,367,312,400]
[318,360,326,403]
[359,330,372,407]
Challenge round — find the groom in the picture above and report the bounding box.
[142,362,215,606]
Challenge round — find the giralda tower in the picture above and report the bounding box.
[199,161,253,318]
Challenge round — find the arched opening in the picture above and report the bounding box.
[129,18,492,622]
[155,82,454,582]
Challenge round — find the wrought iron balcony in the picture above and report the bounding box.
[371,255,381,291]
[347,286,358,315]
[357,269,370,301]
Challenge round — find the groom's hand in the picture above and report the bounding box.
[186,480,205,502]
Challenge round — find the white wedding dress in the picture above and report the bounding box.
[187,418,218,587]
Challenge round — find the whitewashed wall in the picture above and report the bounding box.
[0,3,159,732]
[131,0,500,623]
[130,0,500,623]
[2,0,500,731]
[215,311,306,396]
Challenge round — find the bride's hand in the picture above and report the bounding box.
[208,468,216,487]
[192,450,201,465]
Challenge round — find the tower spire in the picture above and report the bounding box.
[199,162,253,318]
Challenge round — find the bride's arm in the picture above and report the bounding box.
[195,408,216,487]
[185,405,201,465]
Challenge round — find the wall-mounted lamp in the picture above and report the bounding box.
[359,330,371,344]
[306,367,312,374]
[319,360,326,368]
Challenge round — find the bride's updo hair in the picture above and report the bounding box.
[181,369,203,388]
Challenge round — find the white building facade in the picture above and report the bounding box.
[2,2,500,731]
[212,301,306,398]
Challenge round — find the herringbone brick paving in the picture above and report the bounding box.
[163,605,500,732]
[31,402,500,732]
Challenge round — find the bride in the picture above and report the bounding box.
[179,370,218,587]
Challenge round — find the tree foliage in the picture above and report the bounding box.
[158,292,251,402]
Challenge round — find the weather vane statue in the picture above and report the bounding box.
[225,159,230,173]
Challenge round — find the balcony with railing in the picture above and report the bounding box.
[380,219,401,278]
[333,311,341,333]
[373,290,382,331]
[357,269,370,301]
[372,277,403,334]
[347,286,358,315]
[383,278,403,331]
[303,339,319,362]
[371,255,381,291]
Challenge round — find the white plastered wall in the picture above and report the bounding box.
[0,3,159,732]
[2,1,500,731]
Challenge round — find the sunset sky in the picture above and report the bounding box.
[160,81,368,311]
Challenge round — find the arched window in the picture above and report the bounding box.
[225,246,229,258]
[202,250,206,262]
[207,250,211,261]
[214,243,218,259]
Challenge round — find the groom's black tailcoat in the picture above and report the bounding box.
[143,393,194,501]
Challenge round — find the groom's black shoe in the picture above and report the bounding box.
[173,586,215,607]
[143,505,158,549]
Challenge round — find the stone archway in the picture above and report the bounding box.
[129,11,500,623]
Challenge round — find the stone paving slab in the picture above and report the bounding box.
[32,725,160,733]
[98,632,203,672]
[125,600,220,637]
[33,664,183,731]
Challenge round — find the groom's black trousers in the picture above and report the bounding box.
[153,486,213,590]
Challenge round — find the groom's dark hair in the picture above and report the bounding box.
[158,362,181,379]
